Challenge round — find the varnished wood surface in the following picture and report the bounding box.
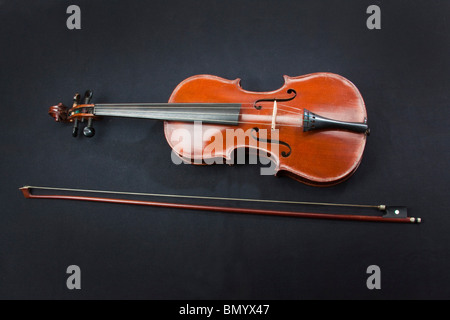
[165,73,367,186]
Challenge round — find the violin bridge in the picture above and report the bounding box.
[271,100,278,130]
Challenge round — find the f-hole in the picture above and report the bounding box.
[253,89,297,110]
[251,127,292,158]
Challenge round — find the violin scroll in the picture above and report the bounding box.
[48,90,96,138]
[48,103,69,122]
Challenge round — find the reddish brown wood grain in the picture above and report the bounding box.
[164,73,367,186]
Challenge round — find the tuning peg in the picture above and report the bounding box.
[72,118,79,137]
[73,93,81,106]
[83,90,93,104]
[83,118,95,138]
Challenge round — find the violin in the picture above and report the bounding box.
[49,73,370,186]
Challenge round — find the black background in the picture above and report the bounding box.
[1,0,449,300]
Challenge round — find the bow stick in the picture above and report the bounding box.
[19,186,421,224]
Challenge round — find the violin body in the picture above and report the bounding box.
[165,73,368,186]
[49,73,369,186]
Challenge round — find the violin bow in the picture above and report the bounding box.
[19,186,421,224]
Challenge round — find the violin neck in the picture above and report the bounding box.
[93,103,241,125]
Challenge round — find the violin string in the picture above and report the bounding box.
[95,102,304,115]
[95,108,301,118]
[93,115,303,128]
[94,110,301,121]
[94,103,305,128]
[97,102,300,108]
[95,104,302,116]
[22,186,382,209]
